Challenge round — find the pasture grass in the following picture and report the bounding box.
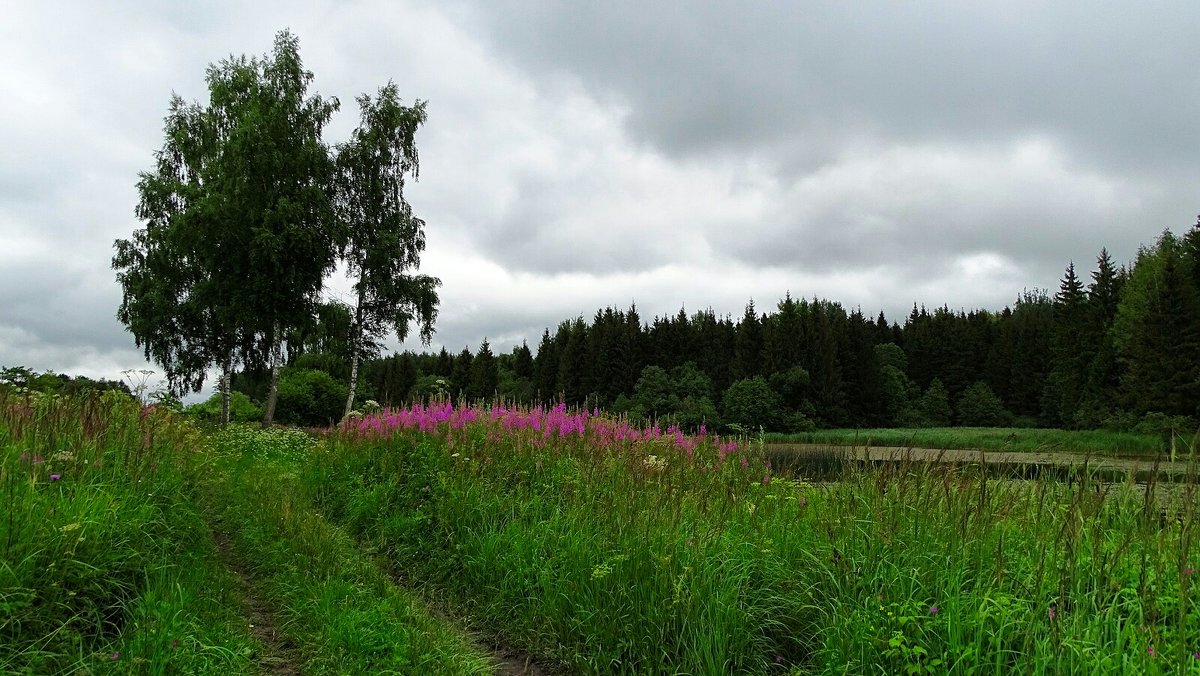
[310,405,1200,674]
[766,426,1167,456]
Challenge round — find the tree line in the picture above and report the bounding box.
[301,224,1196,434]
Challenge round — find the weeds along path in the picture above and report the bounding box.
[198,424,495,675]
[0,394,261,674]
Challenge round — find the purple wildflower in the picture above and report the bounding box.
[762,475,770,486]
[111,652,120,660]
[1048,607,1056,619]
[929,605,939,615]
[1147,646,1155,656]
[49,474,61,481]
[1185,567,1195,576]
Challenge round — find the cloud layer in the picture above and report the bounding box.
[1,1,1195,398]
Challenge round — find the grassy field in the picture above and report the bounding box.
[5,396,1200,673]
[0,392,259,673]
[766,427,1170,456]
[311,404,1200,673]
[0,393,491,674]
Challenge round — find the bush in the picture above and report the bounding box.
[185,391,263,423]
[916,379,952,427]
[673,395,720,431]
[956,381,1013,427]
[722,377,782,431]
[1133,412,1198,447]
[276,368,348,427]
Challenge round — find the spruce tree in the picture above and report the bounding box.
[469,339,498,401]
[1043,262,1089,426]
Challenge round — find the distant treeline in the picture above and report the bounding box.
[234,224,1200,433]
[0,366,130,397]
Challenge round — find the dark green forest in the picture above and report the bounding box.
[231,224,1200,434]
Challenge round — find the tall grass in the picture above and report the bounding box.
[767,427,1166,456]
[200,423,494,675]
[0,391,257,674]
[309,402,1200,674]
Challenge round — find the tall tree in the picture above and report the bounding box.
[1043,262,1089,425]
[336,82,440,417]
[1121,244,1200,415]
[232,32,342,426]
[732,301,763,380]
[469,339,499,401]
[117,31,340,425]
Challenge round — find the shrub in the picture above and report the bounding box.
[276,368,348,427]
[722,377,782,431]
[916,378,952,427]
[956,381,1013,426]
[185,391,263,423]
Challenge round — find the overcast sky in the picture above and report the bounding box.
[2,1,1197,398]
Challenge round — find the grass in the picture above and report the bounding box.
[2,393,493,675]
[766,426,1168,456]
[8,394,1200,673]
[0,391,257,674]
[307,403,1200,674]
[198,423,494,675]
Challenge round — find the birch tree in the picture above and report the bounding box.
[335,82,439,417]
[115,30,340,425]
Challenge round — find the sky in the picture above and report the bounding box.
[2,1,1198,399]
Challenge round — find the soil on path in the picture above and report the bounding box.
[211,529,303,676]
[488,646,552,676]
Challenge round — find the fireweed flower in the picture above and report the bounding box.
[929,606,939,615]
[49,474,61,481]
[111,652,120,660]
[1048,607,1056,619]
[1147,646,1154,656]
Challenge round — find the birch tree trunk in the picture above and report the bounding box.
[344,289,365,418]
[220,354,232,426]
[263,324,282,427]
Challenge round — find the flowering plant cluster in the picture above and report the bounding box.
[352,400,752,472]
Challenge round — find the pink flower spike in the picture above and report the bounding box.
[1048,607,1056,619]
[1147,646,1155,656]
[111,652,120,660]
[929,605,938,614]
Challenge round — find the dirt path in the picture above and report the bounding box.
[767,443,1198,477]
[211,529,303,676]
[488,645,551,676]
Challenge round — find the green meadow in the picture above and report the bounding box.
[5,392,1198,674]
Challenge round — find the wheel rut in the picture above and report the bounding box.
[212,529,304,676]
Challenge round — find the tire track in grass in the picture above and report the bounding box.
[359,550,556,675]
[211,528,302,676]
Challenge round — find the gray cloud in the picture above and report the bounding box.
[2,0,1197,399]
[457,2,1200,170]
